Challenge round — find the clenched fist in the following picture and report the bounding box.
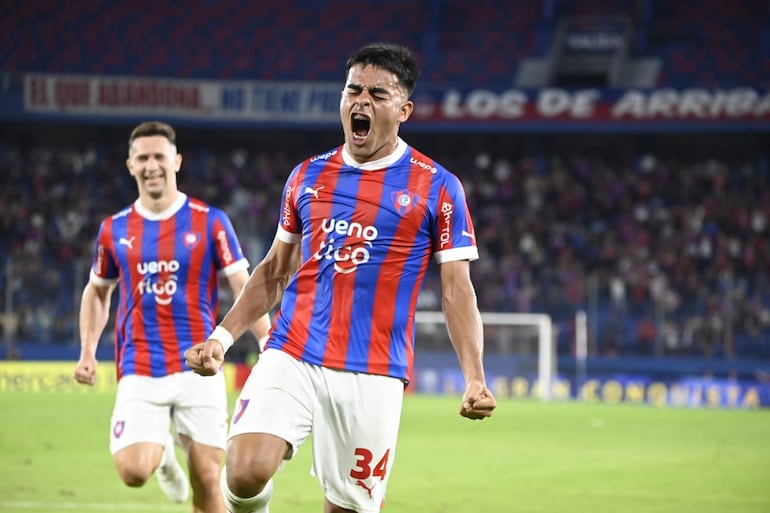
[185,339,226,376]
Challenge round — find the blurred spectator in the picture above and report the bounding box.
[1,132,769,365]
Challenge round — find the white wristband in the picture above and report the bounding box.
[209,325,234,353]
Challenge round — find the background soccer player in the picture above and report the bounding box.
[186,43,496,513]
[73,121,272,513]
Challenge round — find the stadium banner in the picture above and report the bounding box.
[3,359,767,407]
[20,73,341,123]
[3,72,769,131]
[413,366,770,409]
[0,361,240,394]
[0,361,117,393]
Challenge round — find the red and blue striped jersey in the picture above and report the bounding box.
[268,139,478,381]
[89,193,249,380]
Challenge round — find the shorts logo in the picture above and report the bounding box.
[391,191,419,215]
[112,420,125,439]
[355,479,375,498]
[233,399,250,425]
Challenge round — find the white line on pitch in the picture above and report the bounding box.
[0,502,185,511]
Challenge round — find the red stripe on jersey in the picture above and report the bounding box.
[186,204,211,347]
[127,210,151,376]
[323,270,356,368]
[366,157,435,376]
[156,215,182,374]
[281,160,317,360]
[95,217,115,278]
[322,170,384,368]
[99,217,123,379]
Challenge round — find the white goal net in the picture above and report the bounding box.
[414,311,556,400]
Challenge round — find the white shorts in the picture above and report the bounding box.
[230,349,404,513]
[109,370,228,454]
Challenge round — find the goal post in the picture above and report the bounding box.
[414,311,555,401]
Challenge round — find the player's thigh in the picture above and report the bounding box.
[110,375,173,454]
[228,349,314,459]
[180,432,225,485]
[174,371,229,450]
[312,370,404,513]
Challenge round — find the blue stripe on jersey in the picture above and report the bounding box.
[139,220,166,376]
[337,166,375,370]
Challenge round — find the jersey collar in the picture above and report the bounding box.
[341,137,407,170]
[133,192,187,221]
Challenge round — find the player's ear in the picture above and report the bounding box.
[399,99,414,123]
[175,153,183,173]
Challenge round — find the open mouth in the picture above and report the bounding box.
[351,113,371,141]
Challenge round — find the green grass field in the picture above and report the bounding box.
[1,392,769,513]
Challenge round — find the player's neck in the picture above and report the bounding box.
[138,190,180,214]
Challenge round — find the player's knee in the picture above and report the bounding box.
[223,459,271,498]
[113,446,156,487]
[224,434,287,498]
[116,465,151,488]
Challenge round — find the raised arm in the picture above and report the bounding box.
[439,259,496,420]
[74,281,115,385]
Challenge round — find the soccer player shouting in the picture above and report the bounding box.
[186,43,496,513]
[74,121,271,513]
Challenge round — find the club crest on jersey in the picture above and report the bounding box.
[233,399,250,425]
[183,231,200,249]
[392,191,419,215]
[112,420,125,439]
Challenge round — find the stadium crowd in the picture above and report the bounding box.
[1,131,769,363]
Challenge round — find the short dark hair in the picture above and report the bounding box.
[128,121,177,150]
[345,43,420,97]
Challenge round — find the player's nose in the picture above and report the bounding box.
[144,156,162,169]
[355,91,372,106]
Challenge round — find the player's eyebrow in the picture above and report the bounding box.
[134,152,168,160]
[346,83,392,97]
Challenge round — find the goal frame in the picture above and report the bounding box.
[414,311,555,400]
